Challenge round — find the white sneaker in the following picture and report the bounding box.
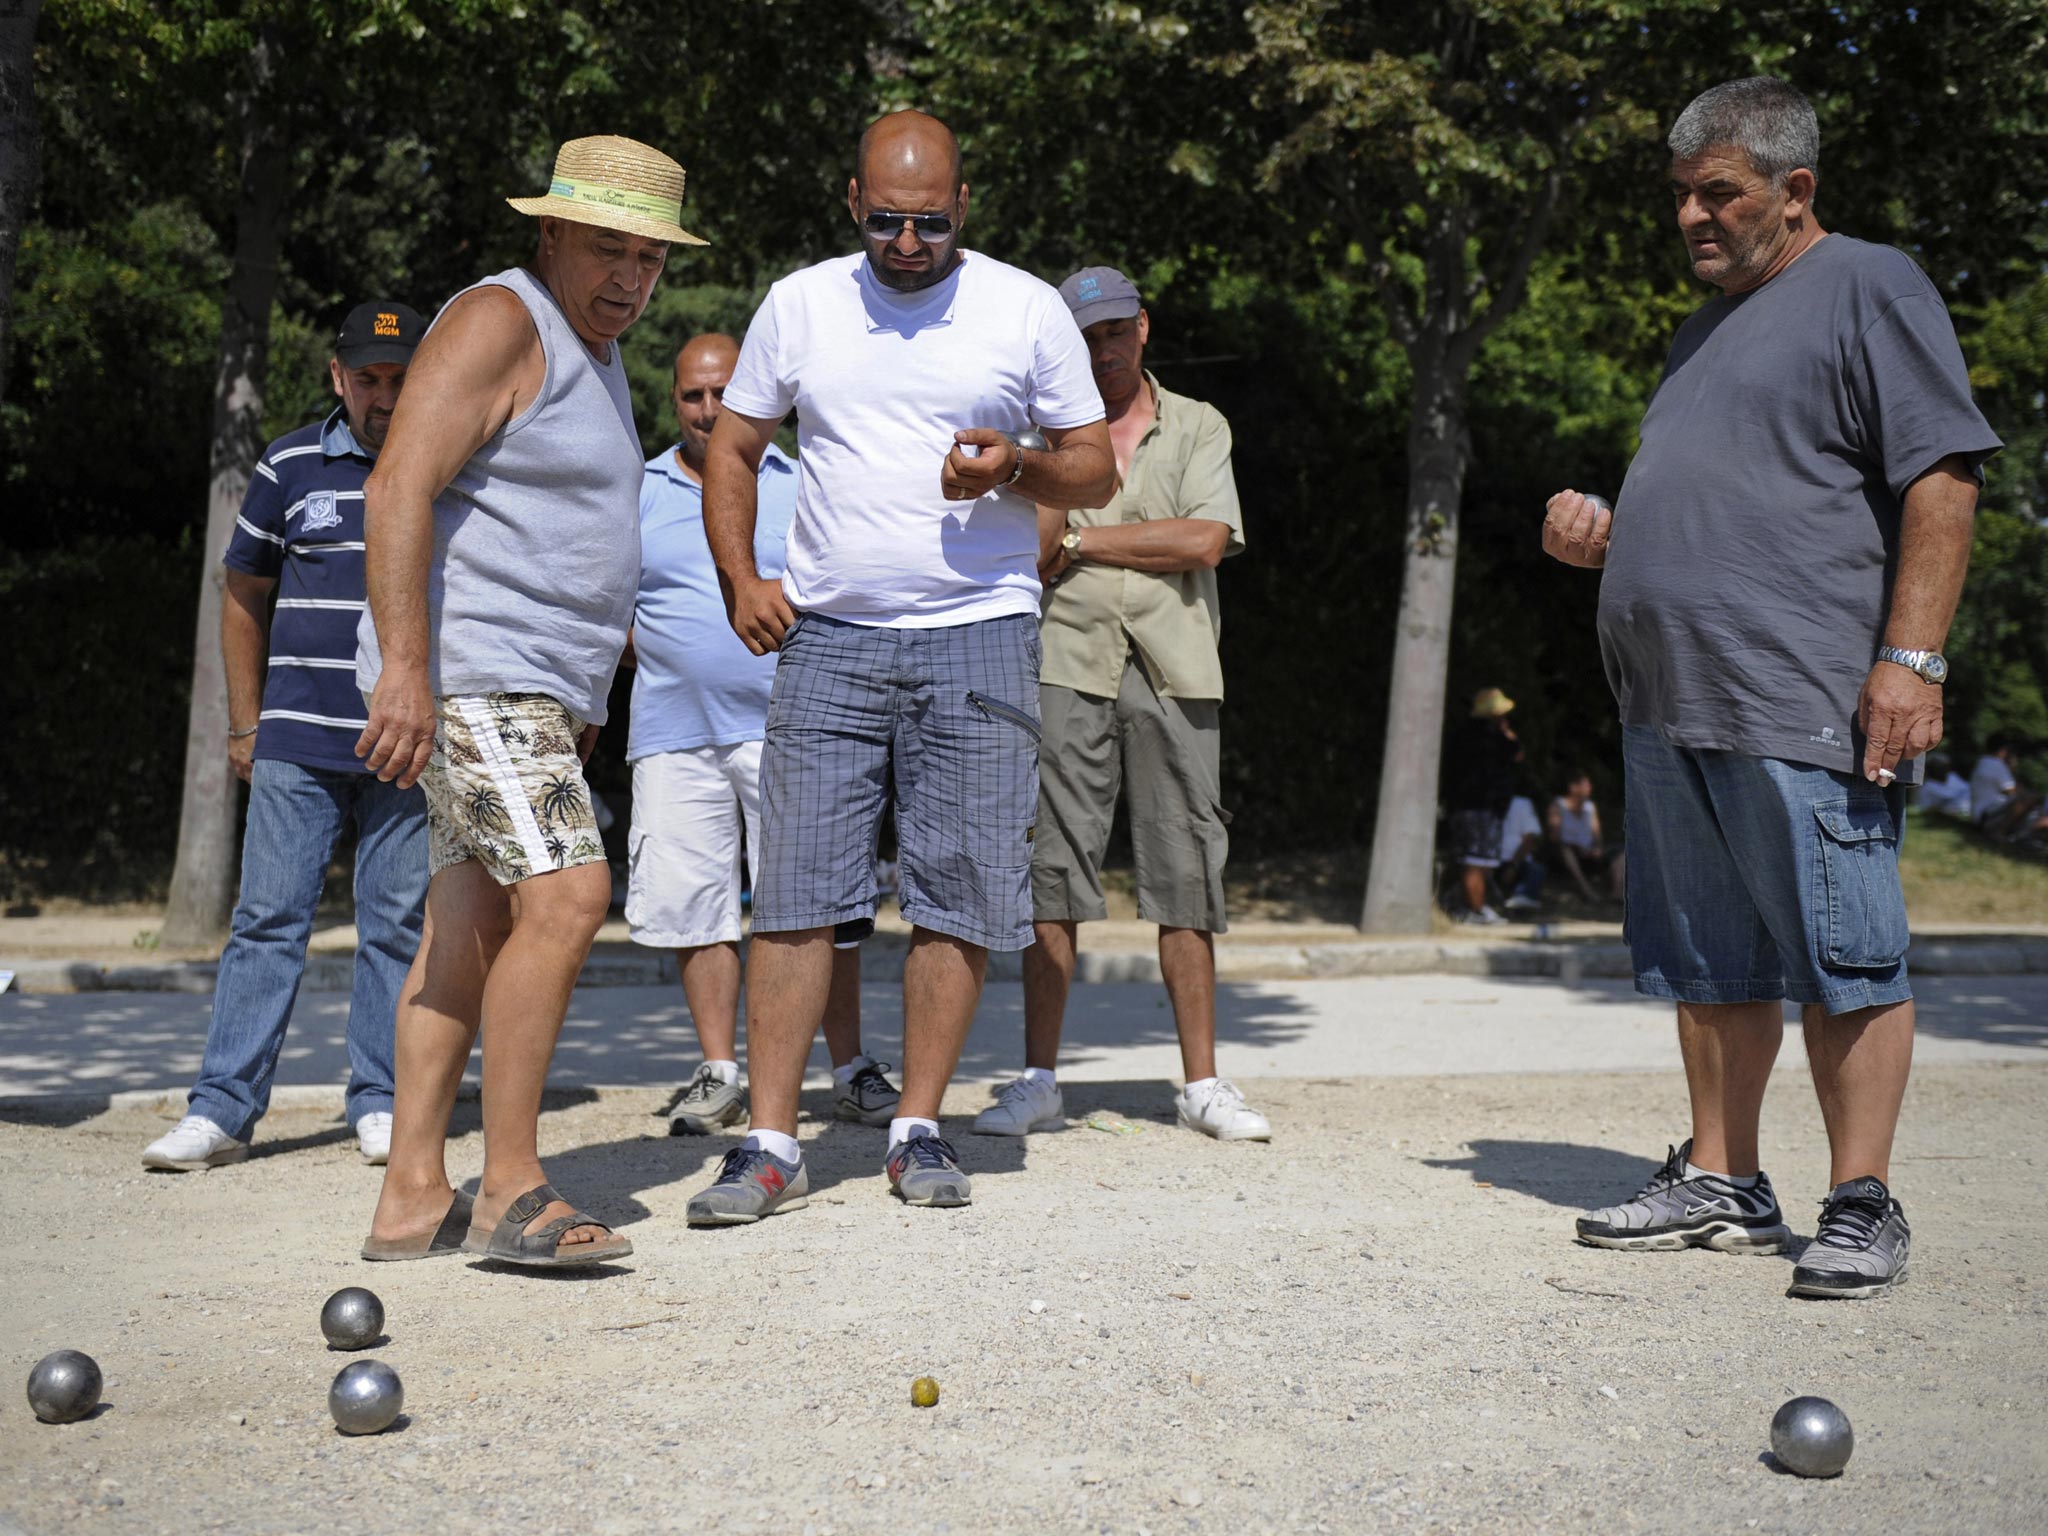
[1455,904,1508,926]
[1503,894,1542,913]
[1176,1079,1271,1142]
[971,1075,1065,1136]
[355,1111,394,1165]
[141,1114,249,1171]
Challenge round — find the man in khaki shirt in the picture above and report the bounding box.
[972,266,1271,1143]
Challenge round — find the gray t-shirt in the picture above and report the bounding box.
[357,267,642,725]
[1598,235,2001,774]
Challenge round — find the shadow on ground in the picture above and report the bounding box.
[1419,1139,1662,1209]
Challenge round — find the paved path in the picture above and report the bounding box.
[5,972,2044,1106]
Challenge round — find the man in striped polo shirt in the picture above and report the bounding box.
[142,300,431,1173]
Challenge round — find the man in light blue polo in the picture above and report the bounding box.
[626,333,899,1140]
[142,301,431,1172]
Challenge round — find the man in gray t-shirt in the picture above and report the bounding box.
[1540,78,1999,1301]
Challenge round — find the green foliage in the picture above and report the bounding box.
[0,537,199,900]
[6,0,2048,894]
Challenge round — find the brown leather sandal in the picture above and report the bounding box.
[360,1189,474,1262]
[462,1183,632,1270]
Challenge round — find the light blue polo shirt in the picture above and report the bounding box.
[627,443,798,762]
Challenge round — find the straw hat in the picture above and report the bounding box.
[507,135,708,246]
[1470,686,1516,719]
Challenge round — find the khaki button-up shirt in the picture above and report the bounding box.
[1040,374,1244,701]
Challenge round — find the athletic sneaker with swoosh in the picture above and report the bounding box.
[1788,1176,1910,1299]
[1576,1138,1790,1253]
[685,1145,809,1225]
[885,1130,971,1207]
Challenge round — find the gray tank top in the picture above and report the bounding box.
[357,266,641,724]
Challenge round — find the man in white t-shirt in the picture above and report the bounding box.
[1546,771,1625,902]
[1970,732,2046,838]
[685,110,1115,1220]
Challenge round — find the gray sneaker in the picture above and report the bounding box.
[1576,1139,1791,1253]
[685,1145,809,1225]
[834,1059,901,1126]
[667,1065,747,1135]
[885,1130,971,1207]
[1789,1177,1910,1299]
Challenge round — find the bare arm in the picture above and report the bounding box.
[222,569,277,783]
[943,420,1117,512]
[703,407,795,654]
[357,286,537,787]
[1858,455,1980,781]
[1065,518,1232,574]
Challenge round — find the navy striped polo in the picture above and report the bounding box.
[222,409,375,772]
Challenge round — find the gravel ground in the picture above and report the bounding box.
[3,1062,2044,1534]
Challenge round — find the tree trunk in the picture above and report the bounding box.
[160,30,286,949]
[1360,350,1471,934]
[0,0,44,407]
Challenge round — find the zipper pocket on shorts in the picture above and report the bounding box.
[966,690,1042,740]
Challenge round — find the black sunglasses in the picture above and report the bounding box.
[860,209,956,242]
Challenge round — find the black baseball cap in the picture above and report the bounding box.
[334,301,426,367]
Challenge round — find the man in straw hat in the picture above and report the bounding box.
[1442,686,1524,926]
[684,109,1116,1220]
[354,135,703,1270]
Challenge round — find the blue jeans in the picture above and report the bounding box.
[188,759,429,1139]
[1622,727,1912,1016]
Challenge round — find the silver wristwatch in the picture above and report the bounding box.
[1876,646,1948,684]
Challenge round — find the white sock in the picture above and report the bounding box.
[1022,1066,1057,1087]
[1183,1076,1219,1100]
[743,1129,800,1163]
[832,1053,873,1087]
[703,1059,739,1086]
[888,1116,938,1150]
[1685,1158,1759,1187]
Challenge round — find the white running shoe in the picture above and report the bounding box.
[1176,1079,1272,1141]
[971,1075,1065,1136]
[355,1111,394,1165]
[141,1115,249,1171]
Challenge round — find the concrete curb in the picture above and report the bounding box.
[12,934,2048,995]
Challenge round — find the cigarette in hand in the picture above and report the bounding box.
[1875,768,1896,785]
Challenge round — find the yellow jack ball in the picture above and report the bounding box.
[911,1376,940,1408]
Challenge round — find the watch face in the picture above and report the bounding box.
[1924,654,1948,683]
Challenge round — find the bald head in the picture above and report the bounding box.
[675,332,739,378]
[671,332,740,473]
[849,111,970,293]
[856,110,962,192]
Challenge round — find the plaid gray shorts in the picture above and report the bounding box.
[754,612,1041,951]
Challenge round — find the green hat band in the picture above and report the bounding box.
[547,177,681,227]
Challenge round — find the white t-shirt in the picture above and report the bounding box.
[723,251,1104,628]
[1969,754,2017,822]
[1551,797,1599,851]
[1918,771,1972,817]
[1499,796,1542,861]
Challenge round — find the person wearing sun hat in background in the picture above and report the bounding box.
[354,135,704,1270]
[1441,687,1525,925]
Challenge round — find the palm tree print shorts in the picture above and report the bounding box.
[419,693,605,885]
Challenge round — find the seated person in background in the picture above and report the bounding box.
[1970,732,2048,839]
[1546,771,1625,903]
[1916,752,1973,818]
[1497,792,1546,913]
